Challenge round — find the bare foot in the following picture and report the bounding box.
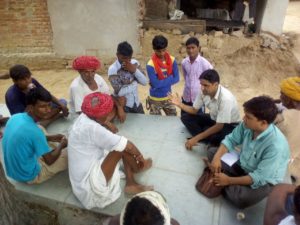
[124,184,154,195]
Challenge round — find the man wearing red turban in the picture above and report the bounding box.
[68,92,153,209]
[69,56,126,129]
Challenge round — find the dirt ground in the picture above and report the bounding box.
[1,2,300,115]
[283,1,300,62]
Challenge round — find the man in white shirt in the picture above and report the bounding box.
[68,92,153,209]
[70,56,126,132]
[108,41,147,114]
[169,69,240,149]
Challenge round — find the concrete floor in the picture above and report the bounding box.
[0,107,267,225]
[1,3,299,223]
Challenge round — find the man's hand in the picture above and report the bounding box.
[168,92,181,106]
[117,107,126,123]
[134,154,145,168]
[122,61,137,74]
[47,134,66,143]
[213,173,231,186]
[210,157,222,173]
[185,137,198,150]
[60,136,68,148]
[60,105,69,117]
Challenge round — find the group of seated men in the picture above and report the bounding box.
[1,34,300,225]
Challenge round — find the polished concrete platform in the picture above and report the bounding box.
[0,104,267,225]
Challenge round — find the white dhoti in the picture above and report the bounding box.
[88,153,121,208]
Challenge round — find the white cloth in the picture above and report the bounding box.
[68,113,127,209]
[69,74,110,113]
[89,151,121,208]
[278,215,296,225]
[277,109,300,185]
[193,84,240,123]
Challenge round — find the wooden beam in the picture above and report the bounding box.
[142,19,206,34]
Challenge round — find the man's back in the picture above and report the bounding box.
[2,113,50,182]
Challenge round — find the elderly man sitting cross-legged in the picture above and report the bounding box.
[68,92,153,209]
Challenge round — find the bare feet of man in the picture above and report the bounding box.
[124,184,154,195]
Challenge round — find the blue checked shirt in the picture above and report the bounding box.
[222,122,290,189]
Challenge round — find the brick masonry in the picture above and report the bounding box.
[0,0,53,54]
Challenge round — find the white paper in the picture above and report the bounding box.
[221,151,239,166]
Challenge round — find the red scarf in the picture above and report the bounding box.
[151,52,173,80]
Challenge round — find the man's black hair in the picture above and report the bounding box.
[117,41,133,57]
[25,87,52,106]
[152,35,168,50]
[199,69,220,83]
[243,96,278,124]
[123,197,164,225]
[186,37,200,47]
[9,64,31,81]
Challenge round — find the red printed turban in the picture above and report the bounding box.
[81,92,114,118]
[72,56,101,71]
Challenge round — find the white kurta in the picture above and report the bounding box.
[69,74,110,113]
[68,113,127,209]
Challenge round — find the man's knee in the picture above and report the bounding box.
[224,185,271,209]
[180,113,192,125]
[224,186,252,209]
[207,146,218,162]
[224,185,253,209]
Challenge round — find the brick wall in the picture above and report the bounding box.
[0,0,53,54]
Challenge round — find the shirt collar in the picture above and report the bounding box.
[255,124,274,140]
[24,112,36,123]
[213,84,221,100]
[188,54,201,63]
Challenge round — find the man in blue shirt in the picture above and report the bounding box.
[5,64,69,127]
[2,88,68,184]
[209,96,290,208]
